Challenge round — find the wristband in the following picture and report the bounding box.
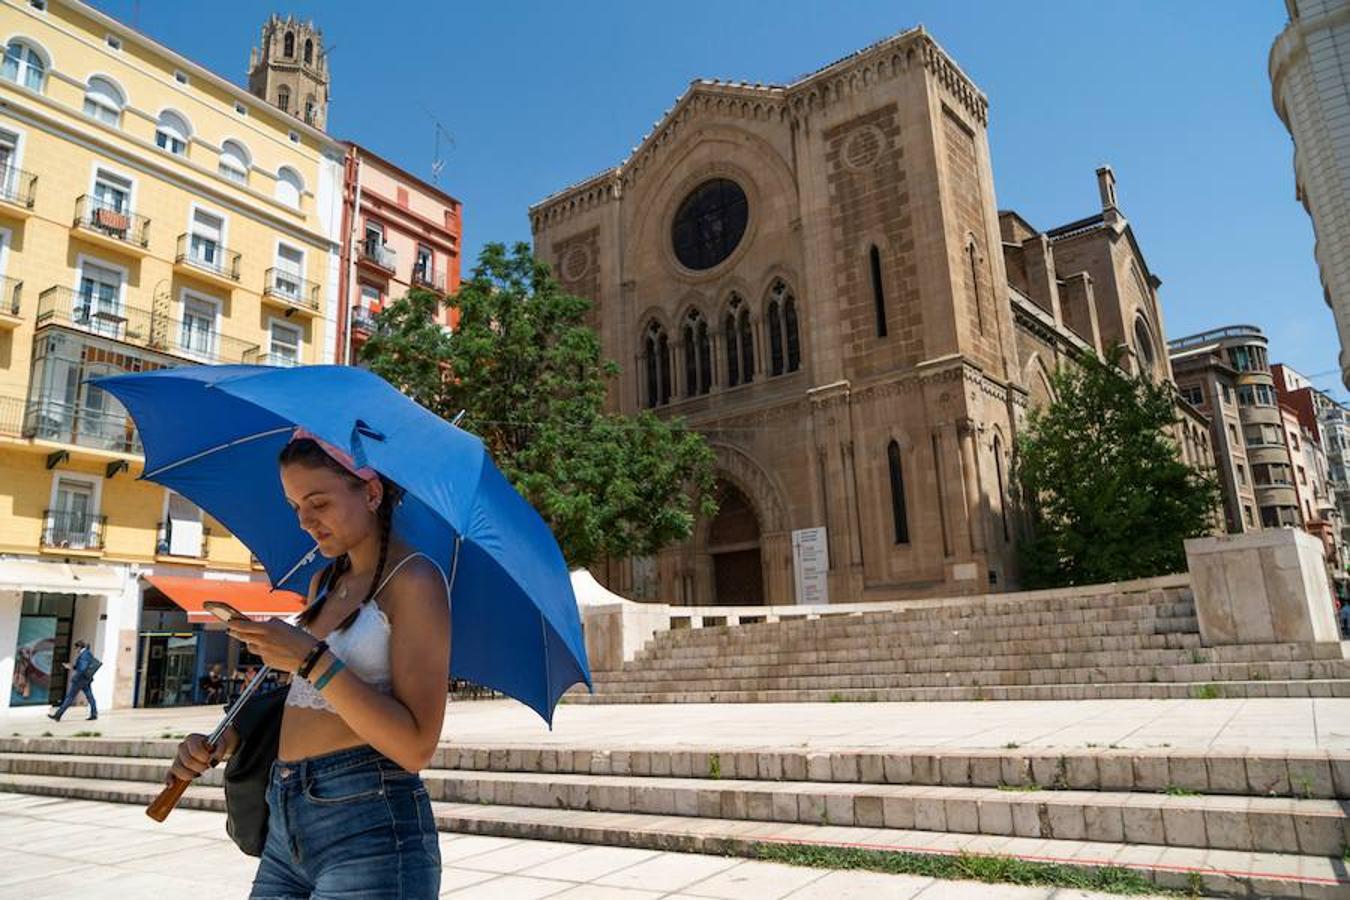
[296,640,329,680]
[313,658,346,692]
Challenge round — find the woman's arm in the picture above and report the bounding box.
[228,558,450,772]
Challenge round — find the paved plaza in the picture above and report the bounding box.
[7,696,1349,752]
[0,793,1168,900]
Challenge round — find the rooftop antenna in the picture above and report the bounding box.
[420,103,455,185]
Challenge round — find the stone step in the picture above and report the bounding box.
[0,773,1341,898]
[570,679,1350,704]
[644,609,1199,656]
[7,741,1346,800]
[602,647,1345,684]
[593,660,1350,694]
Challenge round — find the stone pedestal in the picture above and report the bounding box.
[1184,528,1339,646]
[580,602,671,673]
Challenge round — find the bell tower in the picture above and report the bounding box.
[247,15,330,130]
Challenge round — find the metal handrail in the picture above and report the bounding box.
[263,267,320,311]
[73,195,150,248]
[0,275,20,316]
[24,396,142,455]
[156,520,212,559]
[40,509,108,551]
[0,165,37,208]
[175,233,241,281]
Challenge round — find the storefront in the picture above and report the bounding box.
[135,574,303,707]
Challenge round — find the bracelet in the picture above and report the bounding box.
[296,640,329,680]
[313,657,346,692]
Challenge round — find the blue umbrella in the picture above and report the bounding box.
[94,364,591,724]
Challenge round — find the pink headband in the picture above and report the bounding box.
[290,427,379,482]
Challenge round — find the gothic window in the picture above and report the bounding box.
[671,178,748,270]
[283,31,295,57]
[724,294,754,387]
[683,310,711,396]
[766,279,801,376]
[888,439,910,544]
[304,95,316,125]
[1134,315,1156,370]
[276,85,290,113]
[966,239,984,335]
[304,38,314,65]
[869,245,887,337]
[993,435,1009,542]
[643,321,671,408]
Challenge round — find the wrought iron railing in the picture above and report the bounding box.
[0,394,23,438]
[411,265,446,292]
[0,165,37,209]
[176,233,241,281]
[41,509,107,551]
[73,195,150,249]
[156,520,211,559]
[1,275,20,317]
[24,396,142,454]
[359,237,397,271]
[263,267,320,311]
[350,306,377,334]
[254,351,299,368]
[36,286,260,364]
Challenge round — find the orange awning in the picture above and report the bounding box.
[143,575,305,623]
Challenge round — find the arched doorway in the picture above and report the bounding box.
[708,480,765,605]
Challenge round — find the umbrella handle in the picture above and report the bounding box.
[146,770,196,821]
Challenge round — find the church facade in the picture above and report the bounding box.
[530,27,1201,607]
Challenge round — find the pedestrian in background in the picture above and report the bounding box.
[48,639,101,722]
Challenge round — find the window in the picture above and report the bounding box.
[276,166,303,208]
[1180,384,1204,406]
[1236,463,1247,486]
[50,477,98,550]
[276,86,290,113]
[1243,504,1254,526]
[179,292,218,359]
[219,140,250,184]
[869,245,888,337]
[269,319,301,367]
[288,131,300,144]
[161,490,204,557]
[273,244,304,300]
[414,244,433,283]
[1228,422,1238,444]
[1134,316,1155,369]
[671,178,748,270]
[364,221,384,251]
[304,38,313,64]
[105,35,121,51]
[235,102,247,116]
[155,110,190,156]
[1237,384,1276,407]
[174,70,188,85]
[723,294,753,387]
[766,279,801,376]
[643,321,672,408]
[304,97,316,125]
[92,169,131,215]
[1220,384,1232,405]
[1291,432,1301,451]
[993,435,1009,542]
[682,310,711,397]
[29,0,48,10]
[283,31,295,57]
[188,208,225,272]
[3,40,46,91]
[1299,466,1307,485]
[76,259,123,338]
[887,440,909,544]
[83,77,125,126]
[966,240,984,335]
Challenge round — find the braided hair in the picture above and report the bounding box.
[281,437,404,635]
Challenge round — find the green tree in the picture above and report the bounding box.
[1013,347,1219,588]
[359,242,717,569]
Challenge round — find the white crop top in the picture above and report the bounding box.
[286,552,449,712]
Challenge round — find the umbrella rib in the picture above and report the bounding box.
[275,544,319,591]
[143,426,296,479]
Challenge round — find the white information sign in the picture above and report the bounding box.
[792,526,829,606]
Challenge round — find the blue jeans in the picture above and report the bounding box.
[249,746,441,899]
[52,676,96,719]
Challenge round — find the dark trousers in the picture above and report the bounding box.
[52,677,96,720]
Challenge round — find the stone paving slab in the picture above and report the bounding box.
[0,794,1170,900]
[6,697,1346,752]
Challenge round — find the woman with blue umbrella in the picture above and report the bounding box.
[170,431,449,898]
[97,364,593,900]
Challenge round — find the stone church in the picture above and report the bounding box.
[531,26,1208,607]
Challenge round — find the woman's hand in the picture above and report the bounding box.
[166,727,238,785]
[226,618,318,674]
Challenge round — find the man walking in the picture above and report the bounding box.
[48,639,100,721]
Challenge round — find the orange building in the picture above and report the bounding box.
[336,142,463,363]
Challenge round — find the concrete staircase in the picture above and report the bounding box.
[1,736,1348,897]
[575,584,1350,704]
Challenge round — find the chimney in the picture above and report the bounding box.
[1096,165,1117,211]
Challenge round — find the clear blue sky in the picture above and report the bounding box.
[89,1,1341,399]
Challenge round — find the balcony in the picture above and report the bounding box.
[262,267,320,317]
[36,286,261,365]
[350,305,377,336]
[71,196,151,255]
[175,233,241,289]
[0,166,37,216]
[411,265,446,293]
[24,396,142,455]
[0,275,20,329]
[253,351,300,368]
[40,509,107,553]
[357,237,397,274]
[156,519,211,560]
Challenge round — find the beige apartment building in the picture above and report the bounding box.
[531,26,1208,607]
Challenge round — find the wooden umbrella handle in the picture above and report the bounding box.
[146,774,193,821]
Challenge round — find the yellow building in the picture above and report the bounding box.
[0,0,344,715]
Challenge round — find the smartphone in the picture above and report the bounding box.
[203,600,250,624]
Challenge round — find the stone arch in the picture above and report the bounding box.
[1021,353,1056,411]
[700,442,790,536]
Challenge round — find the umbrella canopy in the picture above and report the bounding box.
[95,364,591,723]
